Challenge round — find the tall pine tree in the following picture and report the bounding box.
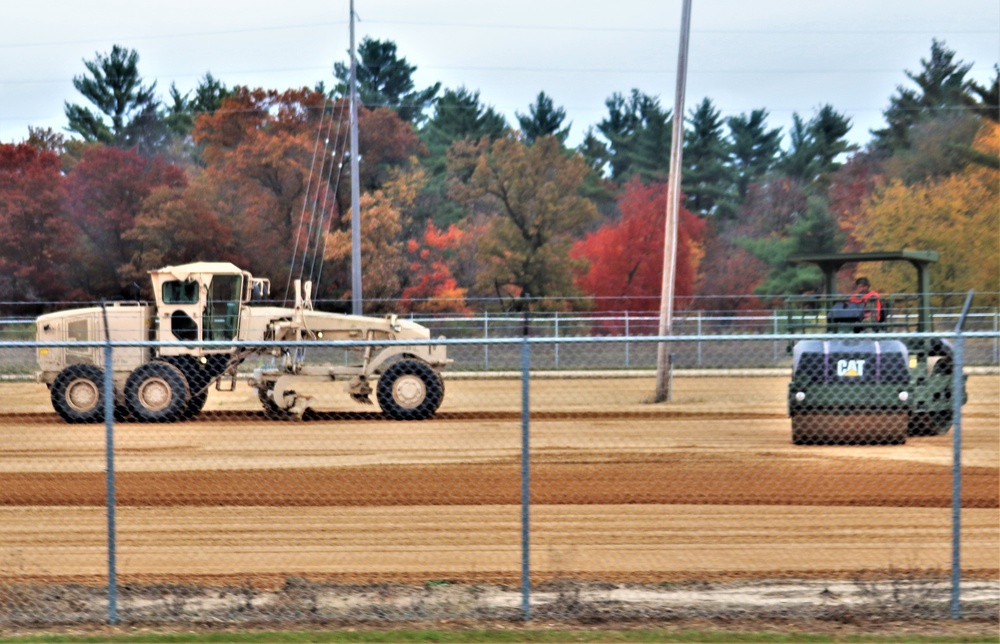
[726,109,782,203]
[516,92,570,144]
[682,98,733,217]
[334,37,440,125]
[64,45,168,155]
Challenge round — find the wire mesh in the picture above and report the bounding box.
[0,329,997,626]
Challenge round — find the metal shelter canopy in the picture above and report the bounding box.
[789,250,939,332]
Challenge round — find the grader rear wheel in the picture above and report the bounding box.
[792,413,908,445]
[124,362,190,423]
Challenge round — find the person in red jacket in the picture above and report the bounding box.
[849,276,882,323]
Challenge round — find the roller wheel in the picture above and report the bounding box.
[124,362,190,422]
[908,411,954,437]
[377,360,444,420]
[792,413,907,446]
[51,364,105,424]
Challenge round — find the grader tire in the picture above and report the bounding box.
[792,413,908,446]
[377,360,444,421]
[124,362,190,423]
[181,389,209,420]
[51,364,105,424]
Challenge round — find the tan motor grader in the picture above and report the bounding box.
[35,262,449,423]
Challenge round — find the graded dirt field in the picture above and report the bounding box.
[0,374,996,587]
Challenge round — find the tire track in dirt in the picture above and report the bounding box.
[0,410,792,423]
[1,458,996,508]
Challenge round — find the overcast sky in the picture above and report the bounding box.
[1,0,997,150]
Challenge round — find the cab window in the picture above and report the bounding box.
[204,274,243,341]
[162,280,199,304]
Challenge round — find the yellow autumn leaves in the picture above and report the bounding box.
[855,121,999,302]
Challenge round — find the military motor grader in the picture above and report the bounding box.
[785,251,966,445]
[35,262,449,423]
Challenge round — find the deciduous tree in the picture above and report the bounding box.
[63,145,187,296]
[571,179,705,316]
[853,121,999,302]
[694,229,768,313]
[121,185,234,292]
[0,144,75,302]
[417,86,508,228]
[194,88,344,291]
[449,135,597,307]
[323,167,424,308]
[400,222,472,314]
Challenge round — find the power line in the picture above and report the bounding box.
[0,16,994,51]
[0,22,349,50]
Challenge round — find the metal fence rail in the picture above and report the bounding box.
[0,331,997,626]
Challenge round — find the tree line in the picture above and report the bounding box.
[1,39,997,314]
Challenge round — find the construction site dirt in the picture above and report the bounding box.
[0,375,996,588]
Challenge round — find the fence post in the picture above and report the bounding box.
[696,311,703,367]
[993,309,998,365]
[553,312,559,370]
[520,304,531,621]
[950,291,973,619]
[951,329,964,619]
[625,311,630,369]
[773,312,779,365]
[484,310,489,371]
[100,305,118,625]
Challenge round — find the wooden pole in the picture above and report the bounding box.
[655,0,692,402]
[349,0,362,315]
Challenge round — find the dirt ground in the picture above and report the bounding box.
[0,374,996,587]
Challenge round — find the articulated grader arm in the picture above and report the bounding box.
[245,287,449,419]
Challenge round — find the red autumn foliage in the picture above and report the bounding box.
[64,145,187,296]
[0,143,76,301]
[571,179,705,315]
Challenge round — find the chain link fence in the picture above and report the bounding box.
[0,328,997,627]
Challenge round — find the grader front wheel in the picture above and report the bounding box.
[377,360,444,420]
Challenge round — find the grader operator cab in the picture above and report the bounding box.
[36,262,449,423]
[784,251,966,445]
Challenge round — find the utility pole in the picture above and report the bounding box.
[655,0,692,403]
[349,0,362,315]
